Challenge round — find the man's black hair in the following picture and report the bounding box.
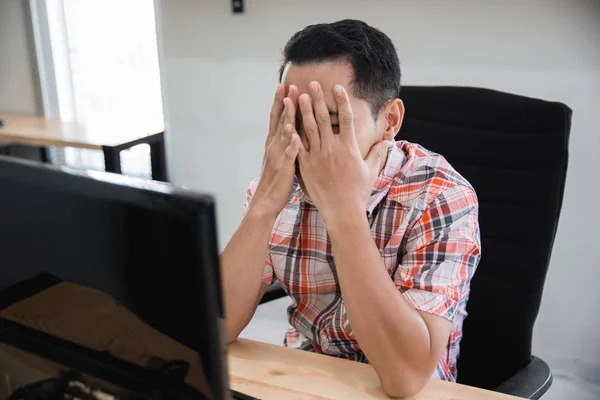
[279,19,401,116]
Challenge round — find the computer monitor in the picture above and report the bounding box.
[0,156,228,399]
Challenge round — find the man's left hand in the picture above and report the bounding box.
[290,82,390,226]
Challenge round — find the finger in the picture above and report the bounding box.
[284,125,301,159]
[285,137,300,160]
[297,142,308,171]
[365,140,391,172]
[281,85,299,138]
[333,85,357,148]
[309,81,333,151]
[284,121,294,139]
[273,97,289,142]
[288,84,300,111]
[296,133,308,158]
[282,96,296,135]
[299,93,320,152]
[285,124,308,160]
[276,86,295,135]
[267,83,285,145]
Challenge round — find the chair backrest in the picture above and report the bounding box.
[396,86,571,390]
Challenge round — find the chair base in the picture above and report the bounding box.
[494,356,553,399]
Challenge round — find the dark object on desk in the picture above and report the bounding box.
[1,318,203,400]
[0,157,256,400]
[399,86,571,398]
[0,118,4,127]
[1,315,257,400]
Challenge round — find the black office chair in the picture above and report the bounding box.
[397,86,571,398]
[259,85,571,399]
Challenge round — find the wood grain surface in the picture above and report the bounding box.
[0,114,154,149]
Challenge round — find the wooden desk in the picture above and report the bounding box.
[0,282,522,400]
[0,114,167,181]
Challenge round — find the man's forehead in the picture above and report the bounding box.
[281,61,353,91]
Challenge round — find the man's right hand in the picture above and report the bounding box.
[251,84,301,217]
[220,84,300,342]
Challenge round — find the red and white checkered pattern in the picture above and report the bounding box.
[244,140,481,381]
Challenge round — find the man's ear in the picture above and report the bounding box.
[382,99,404,140]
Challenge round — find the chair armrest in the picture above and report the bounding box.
[494,356,553,399]
[259,281,287,304]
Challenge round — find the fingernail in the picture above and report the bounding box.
[309,82,319,93]
[334,85,343,96]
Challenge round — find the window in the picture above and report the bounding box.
[31,0,163,178]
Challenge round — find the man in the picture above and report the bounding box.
[220,20,480,397]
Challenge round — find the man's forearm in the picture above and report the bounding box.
[220,207,276,342]
[327,213,434,397]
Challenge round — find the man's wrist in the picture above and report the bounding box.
[246,201,279,224]
[324,205,369,236]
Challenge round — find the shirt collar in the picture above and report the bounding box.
[293,140,406,216]
[367,140,406,216]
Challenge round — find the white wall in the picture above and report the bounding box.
[0,0,41,115]
[156,0,600,371]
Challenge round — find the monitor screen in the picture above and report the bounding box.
[0,157,226,399]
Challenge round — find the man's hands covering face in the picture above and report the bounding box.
[291,82,390,225]
[252,84,302,218]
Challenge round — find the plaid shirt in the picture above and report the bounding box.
[244,140,481,381]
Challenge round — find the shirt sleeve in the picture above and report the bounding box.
[394,184,481,321]
[242,179,275,285]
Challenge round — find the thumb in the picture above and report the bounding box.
[365,140,391,171]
